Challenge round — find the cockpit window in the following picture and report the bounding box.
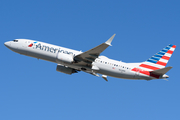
[13,40,18,42]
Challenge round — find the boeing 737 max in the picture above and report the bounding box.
[4,34,176,81]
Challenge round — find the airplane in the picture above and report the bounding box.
[4,34,176,81]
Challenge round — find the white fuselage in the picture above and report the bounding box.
[4,39,165,80]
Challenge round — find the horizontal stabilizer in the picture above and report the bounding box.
[151,66,172,75]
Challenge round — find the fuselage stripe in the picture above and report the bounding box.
[139,64,159,70]
[172,45,176,48]
[161,56,170,60]
[132,68,160,79]
[167,50,173,54]
[156,61,166,66]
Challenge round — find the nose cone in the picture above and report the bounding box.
[4,41,11,48]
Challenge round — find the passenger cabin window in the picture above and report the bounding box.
[13,40,18,42]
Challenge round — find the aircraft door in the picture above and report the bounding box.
[22,41,28,47]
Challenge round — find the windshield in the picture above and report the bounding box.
[13,40,18,42]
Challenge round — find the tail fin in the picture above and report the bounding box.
[139,44,176,71]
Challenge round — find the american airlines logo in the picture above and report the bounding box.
[28,41,38,47]
[35,43,75,56]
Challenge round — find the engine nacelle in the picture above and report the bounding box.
[56,64,77,75]
[56,52,74,64]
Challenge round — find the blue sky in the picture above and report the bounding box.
[1,0,180,120]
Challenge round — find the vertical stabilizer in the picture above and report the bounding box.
[139,44,176,71]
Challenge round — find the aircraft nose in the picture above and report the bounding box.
[4,41,11,47]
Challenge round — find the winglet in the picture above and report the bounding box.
[105,34,116,46]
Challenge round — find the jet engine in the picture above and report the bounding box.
[56,64,77,75]
[56,52,74,64]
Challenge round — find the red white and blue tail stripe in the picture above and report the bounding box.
[139,44,176,71]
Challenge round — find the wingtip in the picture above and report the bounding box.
[105,34,116,46]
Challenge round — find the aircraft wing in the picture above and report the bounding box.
[74,34,116,66]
